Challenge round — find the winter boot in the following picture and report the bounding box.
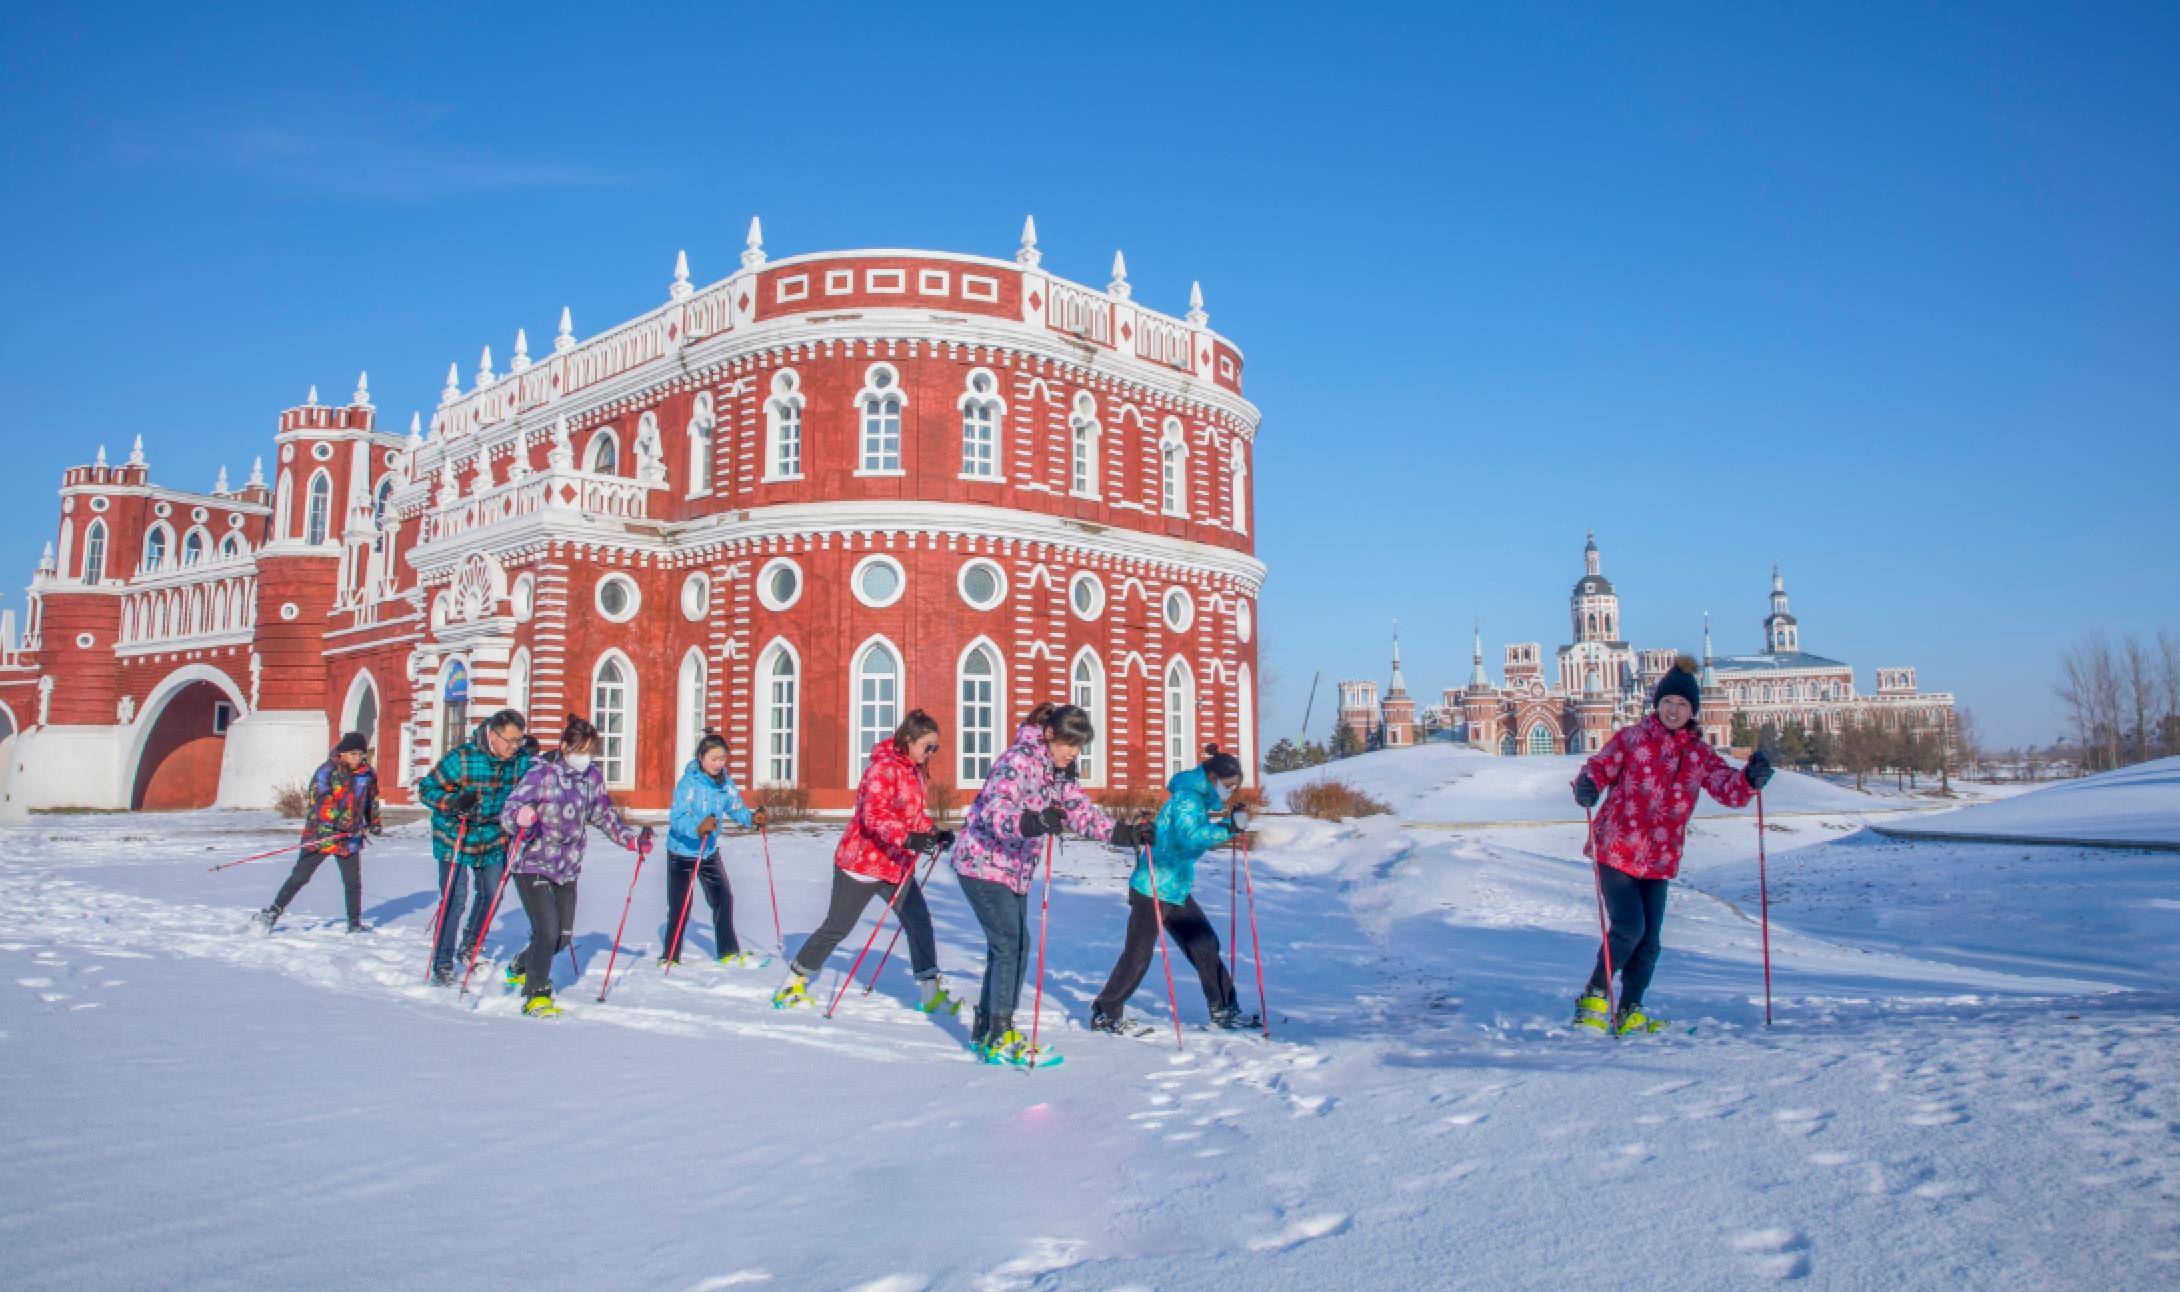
[255,906,281,931]
[1573,992,1611,1032]
[431,965,457,987]
[771,973,812,1010]
[1210,1004,1262,1031]
[346,920,366,934]
[991,1029,1062,1069]
[1089,1008,1128,1034]
[917,976,962,1016]
[975,1016,1018,1063]
[505,962,526,991]
[1613,1004,1668,1036]
[522,994,562,1019]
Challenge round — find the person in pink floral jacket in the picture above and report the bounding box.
[1570,656,1772,1033]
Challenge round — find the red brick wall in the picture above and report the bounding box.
[133,679,229,809]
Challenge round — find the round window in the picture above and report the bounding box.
[191,506,209,523]
[280,602,300,622]
[89,496,109,513]
[854,556,905,609]
[227,513,245,529]
[1163,588,1195,633]
[681,572,711,622]
[596,574,639,622]
[758,558,802,611]
[312,442,334,461]
[154,502,172,518]
[1236,598,1253,644]
[959,559,1006,611]
[384,450,400,469]
[74,632,94,649]
[1069,572,1105,621]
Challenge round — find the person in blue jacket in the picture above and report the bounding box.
[662,732,767,965]
[1089,744,1258,1032]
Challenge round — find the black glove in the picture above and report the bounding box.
[1744,750,1774,790]
[1572,773,1600,810]
[905,831,936,853]
[1108,821,1142,849]
[934,828,956,850]
[636,826,655,851]
[1227,806,1251,834]
[447,788,481,815]
[1018,805,1067,837]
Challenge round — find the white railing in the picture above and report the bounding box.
[1133,312,1194,372]
[119,573,257,649]
[421,467,662,546]
[1045,280,1113,344]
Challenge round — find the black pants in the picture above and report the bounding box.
[1584,866,1670,1007]
[664,850,737,960]
[515,874,577,1001]
[790,867,937,983]
[272,847,362,924]
[1093,888,1236,1020]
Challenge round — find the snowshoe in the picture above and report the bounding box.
[771,976,812,1010]
[1210,1005,1262,1031]
[1613,1005,1669,1037]
[1089,1009,1129,1035]
[917,981,963,1016]
[431,966,457,987]
[1572,992,1611,1032]
[980,1028,1062,1069]
[719,952,772,970]
[345,920,367,934]
[522,995,563,1019]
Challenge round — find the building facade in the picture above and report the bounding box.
[0,220,1264,813]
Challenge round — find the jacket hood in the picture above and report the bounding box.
[680,758,723,785]
[1168,765,1219,805]
[870,739,924,778]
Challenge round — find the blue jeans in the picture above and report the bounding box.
[432,858,509,973]
[1585,866,1670,1007]
[957,874,1029,1042]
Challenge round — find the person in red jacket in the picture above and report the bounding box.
[772,710,960,1014]
[1571,656,1773,1035]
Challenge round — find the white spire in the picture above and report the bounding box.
[476,345,496,387]
[555,306,575,352]
[1471,619,1489,688]
[741,216,766,269]
[1701,612,1718,688]
[1388,620,1408,697]
[442,361,461,402]
[1016,214,1042,268]
[38,540,55,574]
[1186,279,1207,327]
[214,464,230,494]
[352,370,371,406]
[511,328,531,372]
[127,434,145,467]
[406,412,423,447]
[670,248,692,300]
[248,456,265,488]
[94,444,108,468]
[306,384,320,406]
[1108,249,1131,300]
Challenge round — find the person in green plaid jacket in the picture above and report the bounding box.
[418,709,535,983]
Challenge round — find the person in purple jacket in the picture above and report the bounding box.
[499,714,652,1017]
[950,702,1151,1065]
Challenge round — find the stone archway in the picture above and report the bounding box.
[127,665,248,810]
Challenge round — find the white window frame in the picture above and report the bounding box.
[142,521,174,572]
[81,519,106,584]
[274,471,293,536]
[851,554,906,609]
[855,363,906,476]
[1069,393,1100,499]
[305,469,333,546]
[511,573,535,622]
[849,636,903,779]
[591,650,637,789]
[506,647,532,715]
[756,638,800,787]
[1159,419,1188,518]
[1069,571,1105,621]
[675,647,708,769]
[1164,657,1197,778]
[1071,648,1105,787]
[957,638,1004,786]
[1228,444,1248,535]
[594,573,641,623]
[764,370,804,481]
[586,428,620,476]
[757,557,803,611]
[182,526,209,567]
[957,558,1008,611]
[1235,597,1253,643]
[957,368,1004,481]
[685,392,715,498]
[1237,662,1256,785]
[1163,587,1195,634]
[680,571,711,622]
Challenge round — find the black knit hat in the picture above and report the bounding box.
[334,731,370,754]
[1652,655,1702,716]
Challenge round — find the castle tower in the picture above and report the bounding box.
[1462,621,1498,752]
[1337,679,1381,750]
[1381,621,1415,747]
[1569,530,1622,645]
[1699,612,1730,749]
[1763,564,1800,654]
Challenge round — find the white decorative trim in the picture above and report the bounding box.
[594,572,640,622]
[1069,571,1105,621]
[957,558,1008,612]
[851,554,906,609]
[756,557,803,611]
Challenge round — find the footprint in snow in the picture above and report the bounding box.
[973,1237,1086,1291]
[1772,1108,1830,1136]
[1246,1213,1351,1253]
[1445,1112,1487,1127]
[1908,1102,1967,1128]
[1731,1228,1811,1280]
[848,1277,929,1292]
[16,977,52,988]
[685,1272,771,1290]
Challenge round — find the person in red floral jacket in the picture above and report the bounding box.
[772,710,960,1015]
[1570,656,1773,1034]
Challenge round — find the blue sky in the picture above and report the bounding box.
[2,3,2173,747]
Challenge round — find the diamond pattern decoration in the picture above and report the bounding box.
[1028,290,1043,311]
[1120,322,1132,342]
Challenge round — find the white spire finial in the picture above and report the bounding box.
[38,540,55,573]
[95,444,108,468]
[306,384,319,406]
[248,456,265,487]
[1186,279,1208,327]
[127,434,145,467]
[670,248,692,300]
[353,370,371,406]
[214,464,230,494]
[741,216,766,269]
[407,412,423,446]
[476,345,496,387]
[1016,214,1042,267]
[442,361,461,402]
[511,328,531,372]
[1108,250,1131,300]
[555,306,575,352]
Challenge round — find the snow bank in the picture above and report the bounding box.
[1263,741,1887,824]
[1875,756,2180,849]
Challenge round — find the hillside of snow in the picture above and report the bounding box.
[1878,756,2180,848]
[4,758,2178,1289]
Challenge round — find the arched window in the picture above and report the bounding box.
[1587,612,1597,635]
[1159,421,1188,517]
[1071,649,1105,787]
[587,429,619,476]
[858,364,904,473]
[1164,657,1196,778]
[958,641,1002,783]
[757,641,799,786]
[372,479,394,555]
[851,639,900,773]
[304,470,333,546]
[506,648,531,716]
[220,533,243,559]
[1526,724,1554,756]
[344,672,380,754]
[437,659,470,758]
[274,471,293,536]
[1070,394,1100,498]
[686,393,714,498]
[1238,662,1256,785]
[675,648,708,769]
[1604,613,1614,637]
[1499,732,1516,757]
[182,528,207,567]
[591,653,634,788]
[959,369,1003,480]
[142,523,171,572]
[81,519,107,585]
[187,588,203,635]
[765,370,804,480]
[1228,445,1247,534]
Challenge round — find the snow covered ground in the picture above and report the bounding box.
[1876,755,2180,848]
[4,749,2178,1290]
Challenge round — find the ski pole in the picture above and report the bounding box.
[595,838,652,1003]
[1027,833,1056,1069]
[208,829,363,874]
[825,864,917,1019]
[1239,832,1271,1038]
[1139,843,1187,1050]
[422,817,469,982]
[458,827,526,999]
[662,832,714,977]
[1585,806,1617,1033]
[1229,839,1239,983]
[1757,789,1773,1027]
[759,824,784,957]
[864,844,943,995]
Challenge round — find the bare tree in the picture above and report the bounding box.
[2054,631,2124,771]
[2122,633,2156,765]
[1950,707,1982,783]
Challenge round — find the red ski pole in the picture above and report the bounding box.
[1229,840,1239,982]
[1239,832,1270,1038]
[208,842,309,873]
[1757,789,1773,1027]
[758,824,784,957]
[826,865,916,1018]
[1140,844,1186,1051]
[422,817,470,982]
[457,827,526,999]
[864,845,943,995]
[594,838,651,1003]
[1585,806,1617,1033]
[662,832,714,976]
[1027,833,1056,1068]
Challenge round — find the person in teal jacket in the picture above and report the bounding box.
[661,733,767,965]
[1090,745,1259,1032]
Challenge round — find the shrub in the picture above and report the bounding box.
[1285,777,1391,821]
[272,781,311,820]
[1097,784,1165,821]
[926,778,962,830]
[748,784,814,827]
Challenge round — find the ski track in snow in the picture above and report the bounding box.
[3,779,2179,1290]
